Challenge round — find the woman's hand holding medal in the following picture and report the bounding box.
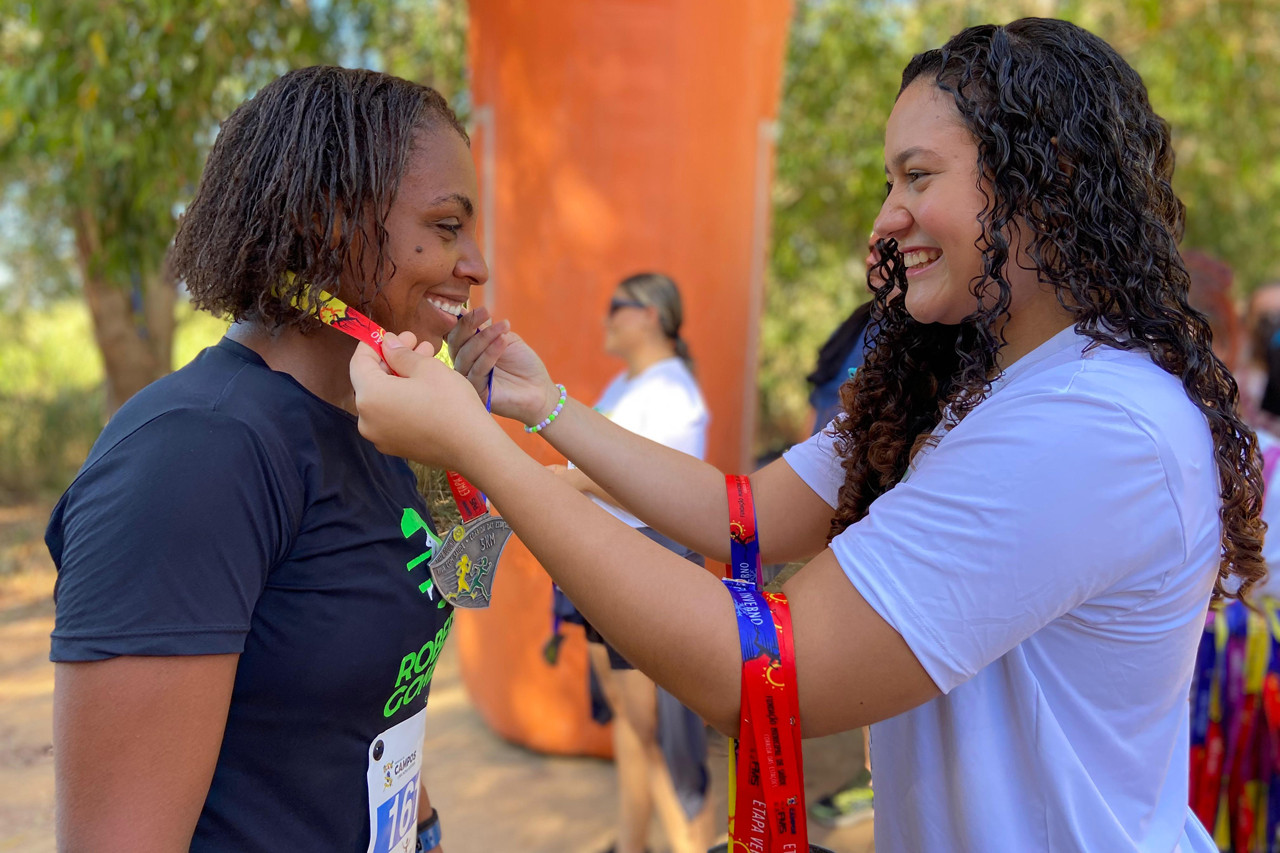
[447,307,561,428]
[350,331,508,472]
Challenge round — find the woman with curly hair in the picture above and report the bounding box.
[46,67,482,851]
[350,18,1262,851]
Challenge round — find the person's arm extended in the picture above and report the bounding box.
[473,442,937,737]
[54,654,238,852]
[448,312,833,563]
[352,339,938,736]
[536,399,833,563]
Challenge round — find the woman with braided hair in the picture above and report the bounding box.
[47,66,482,851]
[351,18,1263,850]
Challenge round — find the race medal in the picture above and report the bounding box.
[293,288,512,609]
[427,515,512,608]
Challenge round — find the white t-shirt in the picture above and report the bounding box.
[784,325,1219,852]
[589,357,708,528]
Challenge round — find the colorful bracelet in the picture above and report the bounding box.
[525,384,567,434]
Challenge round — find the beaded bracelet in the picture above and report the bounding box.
[525,384,567,434]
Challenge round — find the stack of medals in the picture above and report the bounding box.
[296,289,511,609]
[721,474,827,852]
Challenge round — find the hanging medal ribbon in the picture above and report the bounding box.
[727,474,761,584]
[721,475,821,853]
[295,288,511,609]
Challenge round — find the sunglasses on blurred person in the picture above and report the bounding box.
[608,298,647,316]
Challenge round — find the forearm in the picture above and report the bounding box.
[476,439,743,733]
[417,781,440,853]
[418,780,431,820]
[536,399,733,561]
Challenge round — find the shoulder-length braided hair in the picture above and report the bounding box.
[170,66,467,329]
[828,18,1265,601]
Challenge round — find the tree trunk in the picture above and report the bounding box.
[73,208,176,416]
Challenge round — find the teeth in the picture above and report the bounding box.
[428,297,466,317]
[904,250,941,269]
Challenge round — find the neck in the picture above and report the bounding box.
[994,294,1076,371]
[227,322,359,413]
[626,339,677,378]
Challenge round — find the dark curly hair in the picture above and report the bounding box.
[170,66,468,328]
[828,18,1265,601]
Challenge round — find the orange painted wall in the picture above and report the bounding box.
[458,0,793,756]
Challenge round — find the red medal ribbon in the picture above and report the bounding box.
[727,474,761,584]
[301,290,488,524]
[725,477,809,852]
[446,469,488,523]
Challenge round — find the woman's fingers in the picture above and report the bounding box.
[380,333,436,376]
[448,307,491,361]
[395,329,420,352]
[452,319,510,379]
[350,341,390,386]
[467,332,513,382]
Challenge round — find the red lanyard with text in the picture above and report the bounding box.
[297,289,510,608]
[725,474,808,852]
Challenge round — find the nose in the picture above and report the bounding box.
[456,232,490,288]
[873,192,912,243]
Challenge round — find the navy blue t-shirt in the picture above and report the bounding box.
[47,338,453,852]
[809,321,871,432]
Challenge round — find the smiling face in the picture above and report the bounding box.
[357,127,488,350]
[876,81,1044,326]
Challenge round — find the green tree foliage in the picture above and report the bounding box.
[0,0,342,411]
[0,0,469,415]
[370,0,469,112]
[760,0,1280,452]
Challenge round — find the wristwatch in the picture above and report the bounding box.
[415,808,442,852]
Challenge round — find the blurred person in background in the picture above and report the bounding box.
[805,234,881,433]
[1184,251,1280,850]
[550,272,714,853]
[44,67,477,852]
[1242,281,1280,433]
[802,234,880,827]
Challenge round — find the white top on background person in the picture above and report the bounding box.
[590,357,707,527]
[789,323,1218,850]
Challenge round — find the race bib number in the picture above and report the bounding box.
[366,707,427,853]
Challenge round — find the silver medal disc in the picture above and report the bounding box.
[427,515,512,609]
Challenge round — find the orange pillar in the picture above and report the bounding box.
[459,0,793,756]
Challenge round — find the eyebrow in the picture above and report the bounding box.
[429,193,475,218]
[885,146,940,173]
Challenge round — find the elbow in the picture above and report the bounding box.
[707,713,738,739]
[701,694,740,738]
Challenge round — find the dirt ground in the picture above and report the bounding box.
[0,504,874,852]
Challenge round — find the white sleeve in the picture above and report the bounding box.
[782,421,844,508]
[828,390,1192,693]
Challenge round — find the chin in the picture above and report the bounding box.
[407,326,446,352]
[904,290,972,326]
